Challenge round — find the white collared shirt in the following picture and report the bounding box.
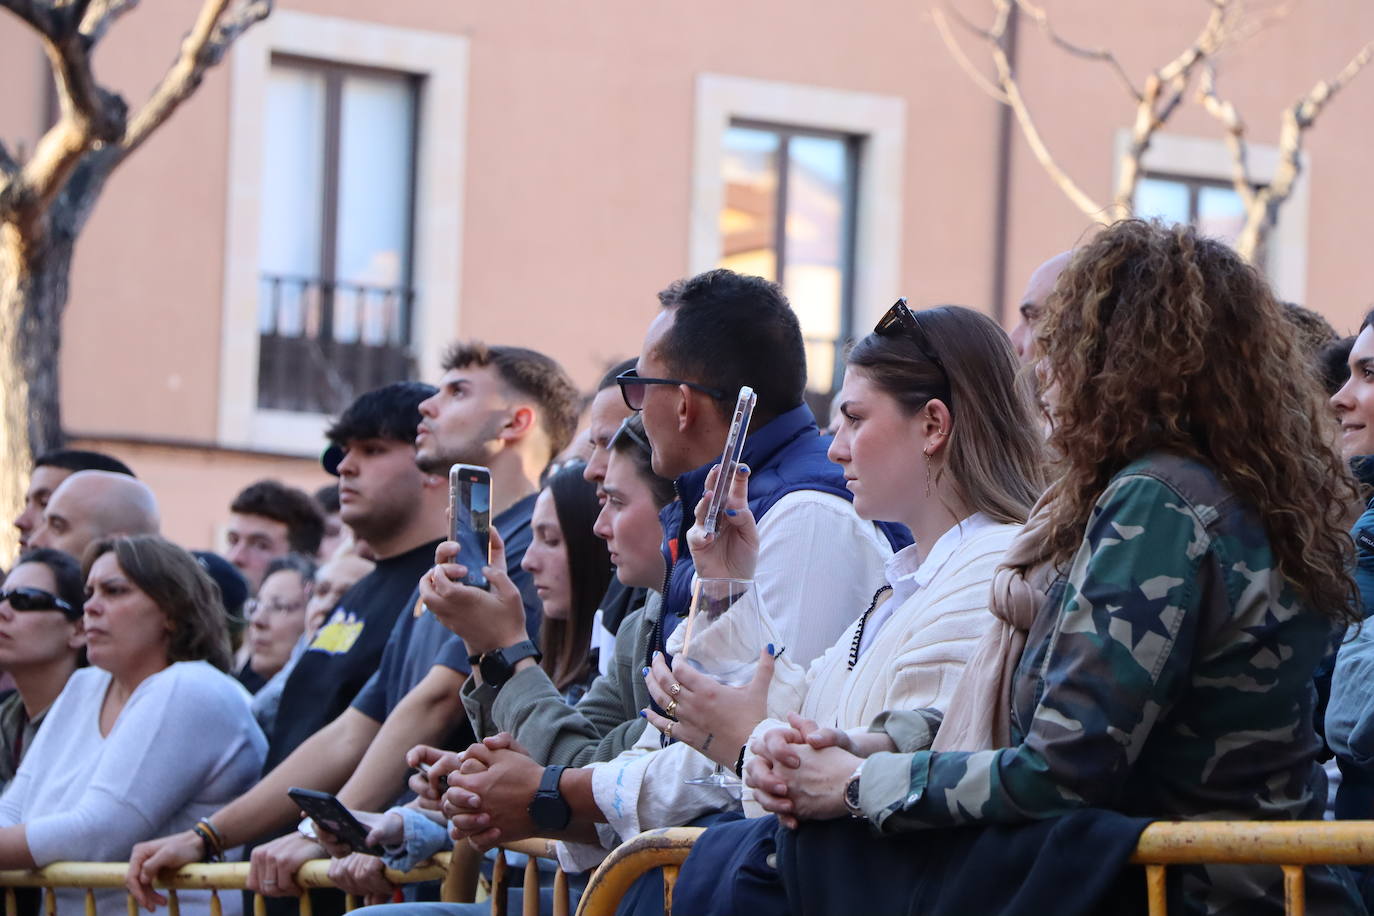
[858,512,997,657]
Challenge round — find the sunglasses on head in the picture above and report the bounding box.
[609,416,652,454]
[0,587,79,619]
[874,299,953,401]
[614,368,728,412]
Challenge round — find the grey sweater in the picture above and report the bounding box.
[460,590,660,766]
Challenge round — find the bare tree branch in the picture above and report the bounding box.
[79,0,140,46]
[932,8,1010,104]
[959,0,1108,219]
[0,141,16,180]
[1111,0,1237,214]
[1012,0,1142,102]
[1197,64,1256,207]
[1232,37,1374,258]
[121,0,272,156]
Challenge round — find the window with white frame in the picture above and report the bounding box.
[692,74,905,404]
[256,57,419,414]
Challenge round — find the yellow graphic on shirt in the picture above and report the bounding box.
[309,609,364,655]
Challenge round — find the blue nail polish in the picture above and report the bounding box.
[654,650,663,659]
[639,709,648,718]
[738,464,751,475]
[767,643,775,656]
[641,666,650,676]
[726,508,737,517]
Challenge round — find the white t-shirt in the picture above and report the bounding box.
[0,662,266,916]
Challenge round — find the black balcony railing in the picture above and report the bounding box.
[257,273,416,414]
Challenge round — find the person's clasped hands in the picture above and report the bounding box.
[746,712,897,828]
[420,527,527,656]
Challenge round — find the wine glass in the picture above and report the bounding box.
[678,577,768,793]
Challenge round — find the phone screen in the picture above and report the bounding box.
[451,464,492,590]
[704,387,757,537]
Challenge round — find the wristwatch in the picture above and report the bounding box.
[528,765,572,831]
[478,640,543,688]
[843,761,866,819]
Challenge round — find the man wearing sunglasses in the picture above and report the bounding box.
[423,270,910,885]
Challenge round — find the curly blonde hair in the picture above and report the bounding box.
[1037,219,1357,623]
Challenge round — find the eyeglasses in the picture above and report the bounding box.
[609,416,652,454]
[874,299,951,379]
[0,587,79,620]
[615,369,728,412]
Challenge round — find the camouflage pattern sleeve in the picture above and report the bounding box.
[861,472,1206,831]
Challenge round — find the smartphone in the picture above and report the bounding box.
[450,464,493,590]
[703,386,757,537]
[287,787,383,855]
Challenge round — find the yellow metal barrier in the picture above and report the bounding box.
[1131,820,1374,916]
[0,839,584,916]
[574,828,703,916]
[0,854,453,916]
[573,820,1374,916]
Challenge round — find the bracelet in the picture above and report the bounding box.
[733,744,748,778]
[191,821,223,863]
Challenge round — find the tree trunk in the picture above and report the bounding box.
[0,154,110,560]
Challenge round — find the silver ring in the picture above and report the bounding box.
[669,682,682,697]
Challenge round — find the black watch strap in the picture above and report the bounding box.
[478,639,543,688]
[528,764,572,831]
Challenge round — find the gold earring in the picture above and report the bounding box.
[924,450,933,498]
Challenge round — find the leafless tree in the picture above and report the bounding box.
[935,0,1372,260]
[0,0,271,556]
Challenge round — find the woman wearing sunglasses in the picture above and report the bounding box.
[0,535,266,916]
[0,548,86,793]
[733,221,1363,915]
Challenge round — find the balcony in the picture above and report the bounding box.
[256,273,416,415]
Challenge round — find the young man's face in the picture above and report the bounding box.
[1333,326,1374,459]
[334,438,427,549]
[14,465,73,551]
[415,366,514,475]
[225,513,291,594]
[583,386,633,487]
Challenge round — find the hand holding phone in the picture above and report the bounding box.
[287,787,384,856]
[449,465,493,590]
[703,387,756,537]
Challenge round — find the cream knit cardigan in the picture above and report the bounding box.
[747,519,1019,769]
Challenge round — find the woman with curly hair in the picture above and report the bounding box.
[741,220,1362,915]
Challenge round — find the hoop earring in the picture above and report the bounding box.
[924,450,933,499]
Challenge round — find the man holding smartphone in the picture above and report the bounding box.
[415,269,908,882]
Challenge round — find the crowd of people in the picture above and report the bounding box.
[0,218,1370,915]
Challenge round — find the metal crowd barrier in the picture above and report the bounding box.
[572,821,1374,916]
[0,855,455,916]
[0,841,584,916]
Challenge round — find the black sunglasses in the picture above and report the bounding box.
[615,369,728,412]
[874,299,953,397]
[0,587,79,619]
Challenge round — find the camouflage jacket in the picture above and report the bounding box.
[856,452,1358,914]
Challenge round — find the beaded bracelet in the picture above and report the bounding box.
[192,818,224,863]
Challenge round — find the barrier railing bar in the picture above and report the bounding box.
[1145,864,1167,916]
[1283,864,1305,916]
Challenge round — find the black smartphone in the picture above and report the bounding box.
[450,464,493,590]
[703,386,757,537]
[287,787,383,855]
